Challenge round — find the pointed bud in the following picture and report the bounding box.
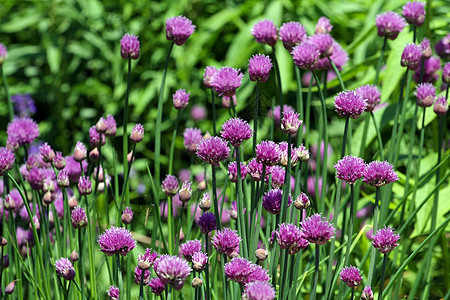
[5,280,17,295]
[255,248,268,262]
[192,277,203,289]
[179,228,185,242]
[121,207,134,225]
[197,180,206,191]
[73,142,87,162]
[0,237,7,247]
[89,148,100,161]
[4,195,15,211]
[130,124,144,143]
[127,151,134,163]
[96,117,107,133]
[43,191,54,205]
[294,192,310,210]
[179,181,192,203]
[199,193,211,211]
[68,196,78,209]
[70,250,79,262]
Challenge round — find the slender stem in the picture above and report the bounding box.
[371,112,385,160]
[271,46,283,106]
[155,42,175,185]
[280,134,292,224]
[211,165,221,231]
[279,250,290,300]
[123,58,132,208]
[204,234,211,300]
[367,187,380,285]
[78,229,85,299]
[235,146,248,258]
[310,245,320,300]
[211,90,216,136]
[295,67,304,144]
[328,58,345,91]
[168,110,181,175]
[174,203,185,254]
[139,268,145,300]
[344,184,355,265]
[253,81,260,157]
[250,165,266,255]
[374,37,387,87]
[378,254,388,300]
[1,66,13,121]
[351,288,355,300]
[117,254,123,295]
[167,196,174,254]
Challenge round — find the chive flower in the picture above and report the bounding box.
[281,110,303,136]
[339,266,363,288]
[401,43,422,71]
[55,258,76,281]
[433,96,448,116]
[98,226,136,256]
[228,161,247,182]
[414,83,435,107]
[210,67,244,97]
[172,89,190,110]
[355,84,381,112]
[11,94,36,117]
[196,137,230,166]
[107,286,120,300]
[149,277,165,296]
[262,188,291,215]
[221,117,253,147]
[300,213,336,245]
[71,206,88,229]
[442,62,450,83]
[120,33,140,60]
[251,20,278,46]
[256,141,281,166]
[183,128,202,154]
[275,223,309,255]
[191,251,208,272]
[309,33,334,58]
[334,90,367,119]
[198,212,217,234]
[334,155,366,184]
[161,174,179,197]
[0,147,15,176]
[315,17,333,34]
[248,54,273,82]
[363,161,399,187]
[6,117,40,149]
[180,240,202,262]
[243,281,276,300]
[165,16,196,46]
[371,226,401,254]
[291,42,320,70]
[361,285,374,300]
[279,21,306,51]
[375,12,406,40]
[77,175,92,196]
[402,1,426,27]
[212,228,242,257]
[154,255,192,290]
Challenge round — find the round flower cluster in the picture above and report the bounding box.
[300,213,336,245]
[196,137,230,166]
[333,90,367,119]
[334,156,366,184]
[212,228,241,257]
[221,118,253,147]
[251,20,278,46]
[165,16,196,46]
[279,21,306,51]
[98,226,136,256]
[248,54,273,82]
[275,223,309,255]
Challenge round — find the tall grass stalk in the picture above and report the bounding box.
[1,65,13,121]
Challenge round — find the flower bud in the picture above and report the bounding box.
[197,180,206,191]
[73,142,87,162]
[255,248,268,262]
[130,124,144,143]
[294,192,310,210]
[0,237,7,247]
[5,280,17,295]
[96,117,107,133]
[192,277,203,289]
[179,181,192,203]
[199,193,211,211]
[2,254,9,268]
[4,195,15,211]
[70,250,79,262]
[68,196,78,209]
[89,148,100,161]
[43,191,54,205]
[179,228,185,242]
[121,207,134,225]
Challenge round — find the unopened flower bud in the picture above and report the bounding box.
[96,117,107,133]
[130,124,144,143]
[3,254,9,268]
[192,277,203,289]
[197,180,206,191]
[294,192,310,210]
[179,228,185,242]
[4,195,15,211]
[54,152,66,170]
[68,196,78,209]
[5,280,17,295]
[43,191,54,205]
[0,237,7,247]
[121,207,134,225]
[70,250,79,262]
[43,179,55,193]
[179,181,192,203]
[138,260,151,271]
[73,142,87,162]
[89,148,100,161]
[199,193,211,211]
[127,151,134,163]
[30,216,40,231]
[255,248,268,262]
[229,251,239,259]
[57,171,70,188]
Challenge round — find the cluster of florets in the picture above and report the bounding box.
[363,161,399,187]
[251,20,278,46]
[275,223,309,255]
[334,156,366,184]
[228,161,247,182]
[262,188,292,215]
[120,33,140,59]
[300,213,336,245]
[401,43,422,71]
[196,137,230,166]
[210,67,243,97]
[355,85,381,112]
[278,21,306,51]
[334,90,367,119]
[221,118,253,147]
[375,12,406,40]
[414,83,436,107]
[212,228,241,257]
[154,255,192,290]
[340,266,363,288]
[165,16,196,46]
[6,117,40,150]
[224,257,270,285]
[371,226,401,254]
[248,54,273,82]
[97,226,136,256]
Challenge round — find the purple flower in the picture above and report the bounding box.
[334,90,367,119]
[134,267,151,285]
[443,63,450,84]
[294,192,310,210]
[291,42,320,70]
[198,212,216,234]
[107,286,120,300]
[355,84,381,112]
[281,110,303,136]
[363,161,399,187]
[173,89,190,110]
[166,16,195,46]
[0,43,7,65]
[340,266,363,288]
[212,228,241,257]
[419,38,432,59]
[55,258,76,281]
[276,223,309,255]
[224,257,255,283]
[210,67,243,97]
[413,56,441,83]
[315,17,333,34]
[0,147,15,176]
[98,226,136,256]
[278,142,299,167]
[315,41,349,71]
[265,165,285,188]
[256,141,281,166]
[191,251,208,271]
[120,33,140,60]
[121,206,134,225]
[25,167,47,190]
[149,277,164,296]
[10,94,36,117]
[39,143,55,163]
[104,115,117,137]
[309,33,334,58]
[414,83,435,107]
[221,118,253,147]
[296,144,310,162]
[402,1,426,27]
[269,104,295,125]
[73,141,87,162]
[54,152,66,170]
[243,281,276,300]
[154,255,192,290]
[362,285,374,300]
[246,265,270,284]
[375,12,406,40]
[334,156,366,184]
[89,126,105,147]
[196,137,230,166]
[279,22,306,51]
[435,34,450,60]
[248,54,273,82]
[180,240,202,262]
[204,66,218,89]
[161,175,179,197]
[63,156,87,183]
[137,248,158,270]
[77,176,92,196]
[251,20,278,46]
[6,117,39,149]
[300,213,336,245]
[191,105,207,120]
[228,161,247,182]
[401,43,422,71]
[130,123,144,143]
[246,158,265,181]
[433,96,448,116]
[262,188,291,215]
[179,181,192,203]
[183,128,202,154]
[71,206,87,229]
[371,226,400,254]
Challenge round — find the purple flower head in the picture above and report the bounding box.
[375,12,406,40]
[244,281,276,300]
[300,213,336,245]
[246,264,270,284]
[154,255,192,290]
[103,115,117,137]
[161,175,179,197]
[414,83,435,107]
[120,33,140,60]
[419,38,432,59]
[98,226,136,256]
[248,54,273,82]
[198,212,216,234]
[166,16,195,46]
[55,258,76,281]
[246,158,265,181]
[172,89,190,110]
[262,188,291,215]
[402,1,426,27]
[316,41,349,71]
[137,248,158,270]
[204,66,218,89]
[210,67,243,97]
[309,33,334,58]
[73,141,87,162]
[276,223,309,255]
[356,84,381,112]
[149,277,164,296]
[435,34,450,60]
[71,206,87,228]
[0,43,7,65]
[221,118,253,147]
[77,176,92,196]
[413,56,441,83]
[265,165,285,188]
[212,228,241,257]
[191,251,208,272]
[224,257,255,284]
[251,20,278,46]
[121,206,134,225]
[371,226,400,254]
[279,142,299,167]
[443,63,450,84]
[433,96,448,116]
[340,266,363,288]
[256,141,281,166]
[89,126,106,147]
[191,105,207,120]
[363,160,399,187]
[39,143,55,163]
[54,152,65,170]
[0,147,15,176]
[281,110,303,136]
[180,240,202,262]
[291,42,320,70]
[25,167,47,190]
[362,285,374,300]
[107,286,120,300]
[279,22,307,51]
[6,117,39,148]
[134,267,151,285]
[196,137,230,166]
[294,192,310,210]
[10,94,37,117]
[183,128,202,153]
[64,156,87,183]
[334,90,367,119]
[334,156,366,184]
[315,17,333,34]
[401,43,422,71]
[228,161,247,182]
[130,123,144,143]
[296,144,310,162]
[270,105,295,125]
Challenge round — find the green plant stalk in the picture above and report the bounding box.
[167,196,174,254]
[377,253,388,300]
[235,146,248,258]
[374,37,387,87]
[371,112,385,160]
[279,250,291,300]
[78,229,85,299]
[211,165,221,231]
[86,193,98,300]
[139,268,145,300]
[367,187,380,285]
[328,59,346,91]
[351,288,355,300]
[310,245,321,300]
[211,90,217,136]
[295,67,304,144]
[155,42,175,185]
[123,58,132,210]
[344,184,356,266]
[93,142,103,197]
[204,234,211,300]
[1,65,13,121]
[168,110,181,175]
[250,165,266,255]
[9,214,23,298]
[280,134,292,226]
[117,254,123,297]
[174,203,185,255]
[120,143,137,213]
[305,76,313,148]
[253,82,260,156]
[271,46,284,106]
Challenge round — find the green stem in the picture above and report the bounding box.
[117,254,123,296]
[328,58,346,91]
[139,268,145,300]
[1,65,13,121]
[310,245,320,300]
[351,288,355,300]
[378,254,388,300]
[204,234,211,300]
[155,42,175,185]
[167,196,174,254]
[295,67,304,144]
[280,134,292,224]
[123,58,132,209]
[211,90,216,136]
[374,37,387,87]
[169,110,181,175]
[271,46,283,106]
[78,229,85,299]
[235,146,248,258]
[344,184,355,266]
[367,187,380,285]
[253,81,260,156]
[371,112,385,160]
[211,165,221,231]
[174,203,185,255]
